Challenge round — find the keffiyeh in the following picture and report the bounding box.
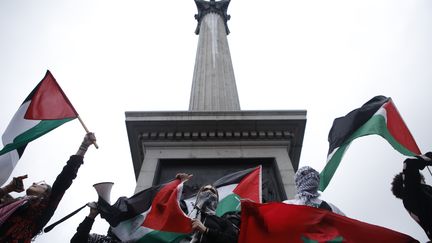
[294,166,320,206]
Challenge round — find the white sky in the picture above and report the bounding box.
[0,0,431,242]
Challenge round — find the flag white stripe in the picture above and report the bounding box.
[185,184,237,218]
[111,181,186,242]
[0,151,19,185]
[2,101,39,145]
[0,101,40,185]
[111,209,154,241]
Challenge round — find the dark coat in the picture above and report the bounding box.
[70,217,120,243]
[194,212,239,243]
[0,155,84,243]
[402,158,432,240]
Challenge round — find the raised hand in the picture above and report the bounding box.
[4,175,27,193]
[176,173,193,182]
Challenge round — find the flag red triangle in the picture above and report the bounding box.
[384,100,421,155]
[233,166,261,202]
[143,179,192,233]
[24,70,78,120]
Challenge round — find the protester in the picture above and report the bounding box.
[70,202,120,243]
[391,152,432,240]
[0,132,96,242]
[283,166,345,215]
[71,173,193,243]
[189,184,239,243]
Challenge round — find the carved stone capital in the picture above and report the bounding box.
[194,0,231,35]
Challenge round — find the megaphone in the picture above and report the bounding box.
[44,181,114,233]
[93,182,114,204]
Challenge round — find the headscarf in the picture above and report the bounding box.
[294,166,320,206]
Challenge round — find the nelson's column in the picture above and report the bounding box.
[125,0,306,201]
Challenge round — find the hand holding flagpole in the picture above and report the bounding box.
[77,116,98,149]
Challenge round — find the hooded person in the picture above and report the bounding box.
[189,184,238,243]
[283,166,345,216]
[391,152,432,240]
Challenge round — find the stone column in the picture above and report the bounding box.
[189,0,240,111]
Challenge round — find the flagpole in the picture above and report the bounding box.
[77,116,99,149]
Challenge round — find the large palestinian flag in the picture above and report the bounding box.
[99,178,192,243]
[319,95,421,191]
[0,70,78,185]
[102,166,262,242]
[239,201,418,243]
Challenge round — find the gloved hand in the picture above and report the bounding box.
[82,132,97,147]
[415,152,432,167]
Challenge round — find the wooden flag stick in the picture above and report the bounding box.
[77,116,99,149]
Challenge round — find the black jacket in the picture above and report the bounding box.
[193,212,239,243]
[70,217,120,243]
[402,158,432,240]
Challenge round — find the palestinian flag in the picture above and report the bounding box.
[184,165,262,218]
[239,201,419,243]
[99,178,192,243]
[319,95,421,191]
[0,70,78,185]
[102,166,262,243]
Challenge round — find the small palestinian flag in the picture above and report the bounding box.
[99,179,192,243]
[0,70,77,185]
[239,201,418,243]
[319,95,421,191]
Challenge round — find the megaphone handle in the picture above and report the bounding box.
[44,204,87,233]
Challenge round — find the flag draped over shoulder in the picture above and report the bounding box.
[0,70,78,185]
[319,95,421,191]
[99,179,192,243]
[239,201,419,243]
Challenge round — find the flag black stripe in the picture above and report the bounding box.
[213,167,256,188]
[327,95,389,155]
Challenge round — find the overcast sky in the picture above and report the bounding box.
[0,0,431,242]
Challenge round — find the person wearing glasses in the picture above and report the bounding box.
[189,184,239,243]
[0,132,96,242]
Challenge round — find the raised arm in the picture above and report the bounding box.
[39,133,97,228]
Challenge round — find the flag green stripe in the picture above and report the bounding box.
[319,114,416,191]
[319,143,350,191]
[301,236,344,243]
[0,118,74,156]
[136,230,189,243]
[216,193,241,216]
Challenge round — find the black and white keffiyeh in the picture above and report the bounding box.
[294,166,321,206]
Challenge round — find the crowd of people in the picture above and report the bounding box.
[0,132,431,242]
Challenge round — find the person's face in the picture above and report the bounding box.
[201,185,217,195]
[26,181,49,197]
[195,185,219,209]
